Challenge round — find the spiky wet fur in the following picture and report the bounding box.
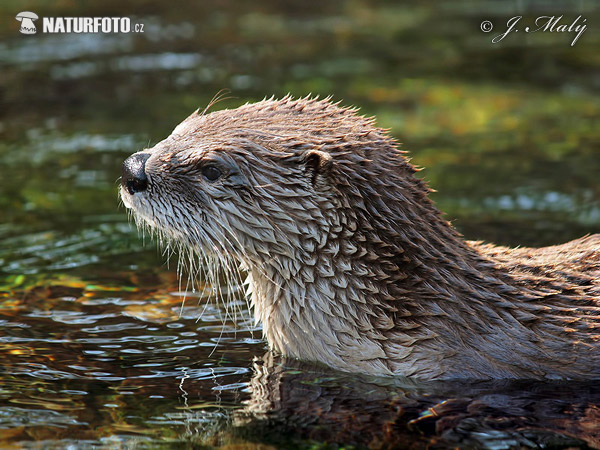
[121,96,600,380]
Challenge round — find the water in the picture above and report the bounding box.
[1,1,599,448]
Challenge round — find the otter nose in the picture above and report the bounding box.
[122,153,151,195]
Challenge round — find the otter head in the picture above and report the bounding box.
[120,100,346,273]
[120,97,452,376]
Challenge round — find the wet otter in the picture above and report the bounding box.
[120,97,600,380]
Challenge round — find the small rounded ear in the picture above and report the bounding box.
[303,149,332,185]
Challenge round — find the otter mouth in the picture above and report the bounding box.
[120,184,186,246]
[119,185,135,210]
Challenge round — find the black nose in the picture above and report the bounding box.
[122,153,151,194]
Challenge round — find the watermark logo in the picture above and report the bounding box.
[480,15,587,46]
[14,12,144,35]
[16,11,39,34]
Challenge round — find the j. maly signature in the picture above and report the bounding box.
[493,15,587,46]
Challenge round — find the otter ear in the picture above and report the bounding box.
[302,149,332,185]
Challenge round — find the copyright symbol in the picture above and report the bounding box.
[480,20,493,32]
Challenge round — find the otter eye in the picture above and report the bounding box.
[202,165,222,182]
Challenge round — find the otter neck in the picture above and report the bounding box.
[244,201,524,378]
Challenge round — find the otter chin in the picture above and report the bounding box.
[120,96,600,380]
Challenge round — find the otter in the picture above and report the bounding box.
[120,96,600,380]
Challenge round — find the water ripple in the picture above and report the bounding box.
[0,406,85,427]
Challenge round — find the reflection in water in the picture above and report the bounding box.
[238,354,599,449]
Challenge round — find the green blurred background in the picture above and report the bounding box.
[1,1,599,278]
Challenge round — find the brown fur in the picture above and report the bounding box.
[121,96,600,380]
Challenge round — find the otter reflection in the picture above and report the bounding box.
[233,352,599,448]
